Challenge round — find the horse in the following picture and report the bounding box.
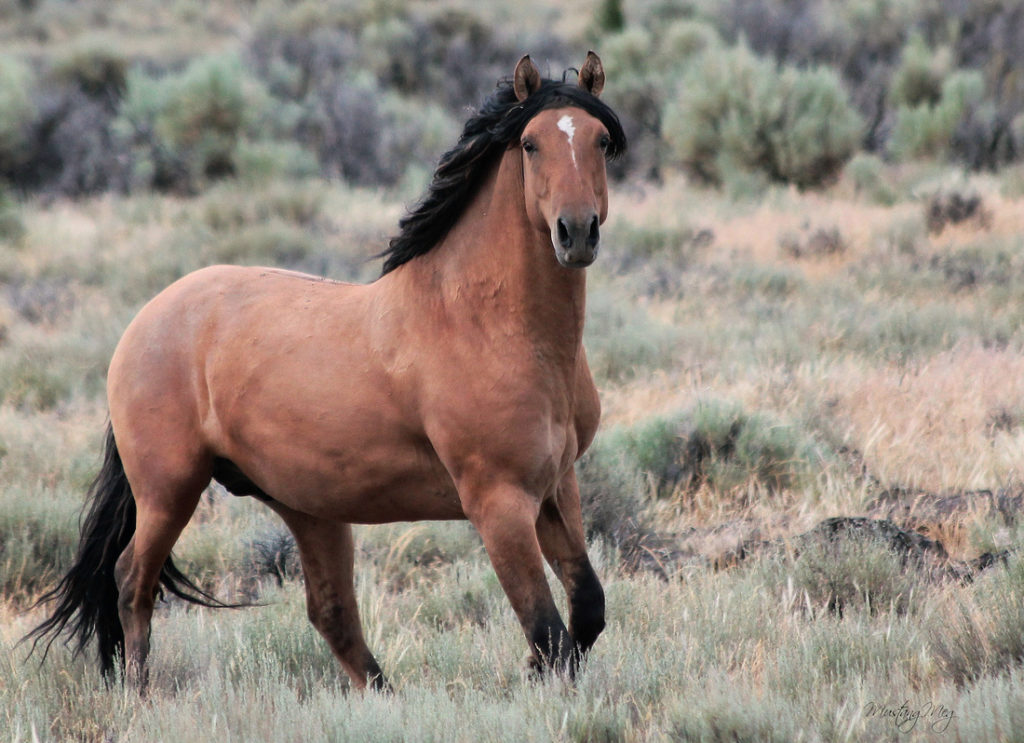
[27,52,627,692]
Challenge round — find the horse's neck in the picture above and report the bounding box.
[407,150,587,357]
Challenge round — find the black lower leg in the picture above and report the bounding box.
[527,609,575,676]
[567,562,605,653]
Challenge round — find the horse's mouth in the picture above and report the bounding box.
[555,247,598,268]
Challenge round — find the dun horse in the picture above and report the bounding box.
[28,53,627,691]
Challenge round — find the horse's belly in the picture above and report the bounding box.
[225,429,465,523]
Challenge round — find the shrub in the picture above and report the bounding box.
[596,0,626,33]
[234,140,320,183]
[888,31,952,109]
[599,26,671,179]
[656,19,722,68]
[845,152,896,204]
[0,55,36,177]
[244,527,302,587]
[662,42,862,188]
[778,224,846,260]
[782,523,926,617]
[42,87,131,195]
[597,400,827,502]
[116,54,271,192]
[768,66,864,187]
[951,100,1021,171]
[925,187,987,235]
[50,36,128,101]
[888,70,986,162]
[292,73,457,187]
[575,434,648,546]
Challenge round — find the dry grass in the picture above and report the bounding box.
[826,348,1024,491]
[2,49,1024,743]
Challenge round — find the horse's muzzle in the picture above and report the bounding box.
[553,214,600,268]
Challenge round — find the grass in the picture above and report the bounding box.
[1,170,1023,740]
[6,545,1024,741]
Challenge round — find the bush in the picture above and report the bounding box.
[888,32,952,109]
[845,152,896,204]
[783,524,926,617]
[600,27,671,179]
[234,140,320,183]
[50,36,128,101]
[662,42,862,188]
[889,70,986,162]
[575,439,647,546]
[596,0,626,33]
[41,87,131,195]
[0,41,130,195]
[0,55,36,177]
[116,54,271,192]
[291,73,452,187]
[603,400,829,500]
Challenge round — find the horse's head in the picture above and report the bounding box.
[514,53,613,269]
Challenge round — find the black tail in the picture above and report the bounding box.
[24,423,235,680]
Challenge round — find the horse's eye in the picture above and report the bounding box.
[598,135,611,153]
[522,139,537,154]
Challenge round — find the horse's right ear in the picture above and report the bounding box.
[513,55,542,102]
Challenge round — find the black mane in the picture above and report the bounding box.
[379,77,627,275]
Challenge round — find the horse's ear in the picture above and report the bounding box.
[513,55,542,102]
[578,51,605,97]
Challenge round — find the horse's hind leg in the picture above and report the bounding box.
[269,504,388,691]
[535,469,605,656]
[114,476,207,690]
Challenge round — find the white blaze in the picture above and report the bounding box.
[557,114,578,169]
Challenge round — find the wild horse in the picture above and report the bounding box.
[27,53,627,691]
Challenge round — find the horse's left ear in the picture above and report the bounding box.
[578,51,605,97]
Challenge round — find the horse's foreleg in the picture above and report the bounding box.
[464,484,574,675]
[535,468,605,656]
[269,505,388,692]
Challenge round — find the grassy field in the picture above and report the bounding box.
[3,1,1024,741]
[2,164,1024,741]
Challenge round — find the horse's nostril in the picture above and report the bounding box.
[557,218,572,248]
[587,215,600,247]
